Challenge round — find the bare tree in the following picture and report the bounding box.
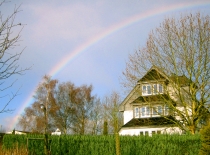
[18,101,46,133]
[102,92,122,155]
[52,82,76,134]
[86,98,102,135]
[18,76,99,134]
[102,92,123,134]
[122,13,210,134]
[71,85,96,135]
[0,1,30,113]
[18,75,58,133]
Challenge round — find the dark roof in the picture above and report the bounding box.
[170,75,191,87]
[132,94,176,104]
[138,66,191,87]
[122,116,177,128]
[138,68,167,82]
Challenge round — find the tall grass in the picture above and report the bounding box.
[2,134,200,155]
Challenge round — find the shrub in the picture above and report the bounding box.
[200,123,210,155]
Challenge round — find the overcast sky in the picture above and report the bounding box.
[0,0,210,131]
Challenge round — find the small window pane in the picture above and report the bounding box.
[135,107,139,118]
[153,84,157,94]
[152,131,156,135]
[146,107,150,116]
[157,131,161,134]
[147,85,151,94]
[159,84,163,93]
[158,106,162,115]
[145,131,149,136]
[140,131,144,136]
[153,107,157,115]
[141,107,145,116]
[142,86,146,94]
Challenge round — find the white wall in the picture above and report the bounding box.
[124,110,133,124]
[119,127,182,136]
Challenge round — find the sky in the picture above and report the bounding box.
[0,0,210,132]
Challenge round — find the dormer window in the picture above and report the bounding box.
[153,84,163,94]
[142,85,152,95]
[142,83,163,96]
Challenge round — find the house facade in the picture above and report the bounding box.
[119,66,185,136]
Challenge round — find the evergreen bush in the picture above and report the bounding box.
[200,123,210,155]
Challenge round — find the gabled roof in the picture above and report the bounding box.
[138,66,191,87]
[132,94,176,104]
[121,116,177,128]
[138,66,168,82]
[119,84,140,111]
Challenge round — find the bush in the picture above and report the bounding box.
[2,134,200,155]
[200,123,210,155]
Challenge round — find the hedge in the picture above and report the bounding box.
[2,134,200,155]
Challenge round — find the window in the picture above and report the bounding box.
[164,105,169,115]
[152,106,162,116]
[157,106,162,115]
[145,131,149,136]
[146,107,150,116]
[152,107,157,115]
[141,107,145,116]
[159,84,163,93]
[140,131,144,136]
[142,85,146,94]
[153,84,164,94]
[153,84,158,94]
[157,131,161,134]
[135,105,167,118]
[134,107,139,118]
[143,84,163,96]
[147,85,151,94]
[152,131,156,135]
[141,107,150,117]
[142,85,152,95]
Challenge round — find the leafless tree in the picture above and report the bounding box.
[121,13,210,134]
[52,82,76,134]
[70,85,96,135]
[18,76,99,134]
[102,92,122,155]
[102,92,123,134]
[0,0,30,113]
[18,75,58,133]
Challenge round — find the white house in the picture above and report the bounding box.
[6,130,28,135]
[119,66,187,136]
[51,128,61,135]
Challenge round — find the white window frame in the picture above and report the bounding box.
[135,105,168,118]
[152,105,163,116]
[153,84,164,94]
[134,107,139,118]
[142,83,164,96]
[152,106,158,116]
[142,84,152,96]
[164,105,169,115]
[157,105,163,115]
[159,84,163,93]
[140,106,150,117]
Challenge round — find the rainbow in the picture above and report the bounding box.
[10,1,210,131]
